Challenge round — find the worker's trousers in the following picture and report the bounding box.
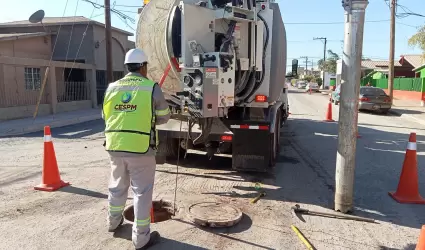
[107,155,156,249]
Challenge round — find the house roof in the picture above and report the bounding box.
[361,60,401,70]
[0,32,49,41]
[399,54,425,70]
[0,16,133,36]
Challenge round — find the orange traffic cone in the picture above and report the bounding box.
[416,225,425,250]
[323,98,335,122]
[389,133,425,204]
[34,126,70,192]
[356,131,361,138]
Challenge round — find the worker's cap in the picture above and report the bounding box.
[124,48,148,65]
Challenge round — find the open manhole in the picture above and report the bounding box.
[123,200,174,224]
[186,202,243,228]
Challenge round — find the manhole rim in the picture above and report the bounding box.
[185,201,243,228]
[123,200,177,225]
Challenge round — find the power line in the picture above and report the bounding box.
[285,19,419,28]
[384,0,425,19]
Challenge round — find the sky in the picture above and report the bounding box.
[0,0,424,70]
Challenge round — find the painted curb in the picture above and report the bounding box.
[0,114,101,137]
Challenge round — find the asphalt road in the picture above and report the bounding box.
[0,88,423,250]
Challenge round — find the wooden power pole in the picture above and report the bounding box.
[105,0,113,84]
[388,0,396,104]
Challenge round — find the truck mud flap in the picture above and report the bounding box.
[231,127,271,172]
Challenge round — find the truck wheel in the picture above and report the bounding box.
[270,110,281,167]
[157,135,186,160]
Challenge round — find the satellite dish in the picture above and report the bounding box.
[29,10,45,24]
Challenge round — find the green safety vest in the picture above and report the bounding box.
[102,75,158,154]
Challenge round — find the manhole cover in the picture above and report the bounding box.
[186,202,243,228]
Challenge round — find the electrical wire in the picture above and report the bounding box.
[65,5,98,82]
[62,0,81,80]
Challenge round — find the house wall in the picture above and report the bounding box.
[92,26,127,72]
[0,35,97,120]
[0,36,51,59]
[0,36,52,112]
[51,24,95,64]
[420,68,425,78]
[372,72,385,79]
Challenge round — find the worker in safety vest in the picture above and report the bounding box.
[102,48,170,250]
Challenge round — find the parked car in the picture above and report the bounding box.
[297,81,307,89]
[305,82,320,92]
[359,86,392,114]
[331,86,392,114]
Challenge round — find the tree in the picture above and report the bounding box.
[317,50,340,74]
[408,25,425,57]
[304,75,314,82]
[315,77,323,86]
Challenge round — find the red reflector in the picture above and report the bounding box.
[255,95,267,102]
[259,125,269,130]
[240,125,250,129]
[221,135,232,141]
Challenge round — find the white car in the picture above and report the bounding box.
[306,82,320,92]
[297,81,307,89]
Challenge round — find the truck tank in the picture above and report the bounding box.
[136,0,287,104]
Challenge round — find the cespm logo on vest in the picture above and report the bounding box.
[114,92,137,112]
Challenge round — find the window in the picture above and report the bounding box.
[24,68,41,90]
[360,87,387,96]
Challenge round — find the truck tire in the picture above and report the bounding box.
[157,135,186,160]
[270,110,281,167]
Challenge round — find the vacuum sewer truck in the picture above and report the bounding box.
[136,0,293,172]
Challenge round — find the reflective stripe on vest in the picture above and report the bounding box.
[102,76,156,154]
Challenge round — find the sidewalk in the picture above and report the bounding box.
[0,108,101,137]
[389,100,425,126]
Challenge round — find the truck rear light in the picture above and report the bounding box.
[220,135,232,141]
[359,97,369,102]
[255,95,267,102]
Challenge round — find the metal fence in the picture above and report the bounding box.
[56,81,91,103]
[361,78,424,92]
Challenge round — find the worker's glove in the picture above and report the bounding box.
[103,140,106,147]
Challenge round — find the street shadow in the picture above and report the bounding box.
[275,117,425,231]
[378,244,416,250]
[170,115,425,231]
[113,224,207,249]
[59,186,108,199]
[390,108,424,115]
[160,153,277,189]
[12,120,104,139]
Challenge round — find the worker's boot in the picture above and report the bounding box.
[136,231,161,250]
[107,217,123,232]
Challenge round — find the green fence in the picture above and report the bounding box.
[361,78,423,92]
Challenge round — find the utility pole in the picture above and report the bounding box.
[335,0,368,213]
[300,56,309,75]
[105,0,113,84]
[388,0,396,104]
[314,37,327,88]
[313,37,328,63]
